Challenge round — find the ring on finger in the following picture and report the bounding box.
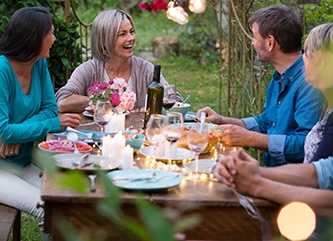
[9,149,14,154]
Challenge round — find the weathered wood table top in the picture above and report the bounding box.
[41,112,280,240]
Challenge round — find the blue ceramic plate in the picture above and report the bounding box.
[107,169,183,191]
[184,111,197,122]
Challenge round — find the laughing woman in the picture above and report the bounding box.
[55,9,182,113]
[0,7,80,240]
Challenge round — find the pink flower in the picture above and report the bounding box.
[87,78,136,111]
[139,0,168,12]
[110,92,121,106]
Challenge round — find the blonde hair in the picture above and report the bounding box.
[304,23,333,89]
[91,9,135,61]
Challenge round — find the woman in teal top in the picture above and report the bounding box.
[0,7,80,240]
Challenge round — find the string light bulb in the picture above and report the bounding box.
[188,0,206,14]
[166,1,189,25]
[277,202,316,241]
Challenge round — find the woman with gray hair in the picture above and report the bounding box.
[56,9,182,113]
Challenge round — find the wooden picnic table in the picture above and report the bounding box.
[41,112,281,240]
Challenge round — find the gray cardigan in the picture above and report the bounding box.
[55,56,182,109]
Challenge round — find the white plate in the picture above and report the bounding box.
[107,169,183,191]
[83,110,130,118]
[53,153,120,172]
[83,110,93,118]
[139,147,195,161]
[184,159,217,174]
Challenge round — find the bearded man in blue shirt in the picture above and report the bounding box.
[197,4,325,167]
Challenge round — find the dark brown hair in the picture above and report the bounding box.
[0,7,53,62]
[249,4,303,54]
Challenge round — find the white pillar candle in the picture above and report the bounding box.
[111,131,126,160]
[165,141,178,158]
[121,145,133,170]
[152,134,165,157]
[105,114,125,132]
[102,135,113,157]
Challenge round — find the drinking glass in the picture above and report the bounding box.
[186,123,209,181]
[94,100,112,139]
[164,112,184,165]
[163,84,177,113]
[145,114,167,168]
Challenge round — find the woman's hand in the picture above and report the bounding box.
[0,143,21,158]
[58,113,81,131]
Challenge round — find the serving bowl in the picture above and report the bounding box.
[168,103,191,116]
[108,131,146,150]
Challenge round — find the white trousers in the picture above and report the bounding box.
[0,164,45,232]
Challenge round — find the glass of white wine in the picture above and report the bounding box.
[145,114,167,168]
[186,123,209,181]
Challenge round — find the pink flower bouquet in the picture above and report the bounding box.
[87,78,136,112]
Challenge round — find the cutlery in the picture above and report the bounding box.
[88,175,96,192]
[67,132,79,154]
[73,153,90,166]
[79,122,97,127]
[180,94,190,105]
[66,126,93,139]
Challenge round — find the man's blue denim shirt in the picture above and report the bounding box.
[242,56,325,167]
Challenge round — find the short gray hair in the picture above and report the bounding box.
[91,9,135,61]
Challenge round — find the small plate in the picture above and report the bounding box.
[83,110,130,118]
[107,169,183,191]
[53,153,120,172]
[139,147,195,161]
[83,110,93,118]
[184,159,217,174]
[38,140,93,154]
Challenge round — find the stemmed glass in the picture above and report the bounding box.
[94,100,112,139]
[164,112,184,165]
[186,123,209,181]
[163,84,177,113]
[145,114,167,168]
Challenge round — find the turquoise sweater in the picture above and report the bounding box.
[0,56,61,167]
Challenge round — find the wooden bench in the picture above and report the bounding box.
[0,204,20,241]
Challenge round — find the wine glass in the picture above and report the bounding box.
[145,114,167,168]
[164,112,184,165]
[186,123,209,181]
[163,84,177,113]
[94,100,112,139]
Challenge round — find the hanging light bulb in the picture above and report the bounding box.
[188,0,206,14]
[166,1,189,25]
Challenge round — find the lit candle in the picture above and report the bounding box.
[121,145,133,170]
[111,131,126,160]
[102,135,113,157]
[153,134,165,156]
[105,113,125,132]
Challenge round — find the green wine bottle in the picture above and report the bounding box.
[143,64,164,128]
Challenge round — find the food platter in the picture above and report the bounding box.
[53,130,105,144]
[38,139,93,153]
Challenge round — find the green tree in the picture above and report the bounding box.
[0,0,82,91]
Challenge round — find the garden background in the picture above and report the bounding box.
[1,0,333,240]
